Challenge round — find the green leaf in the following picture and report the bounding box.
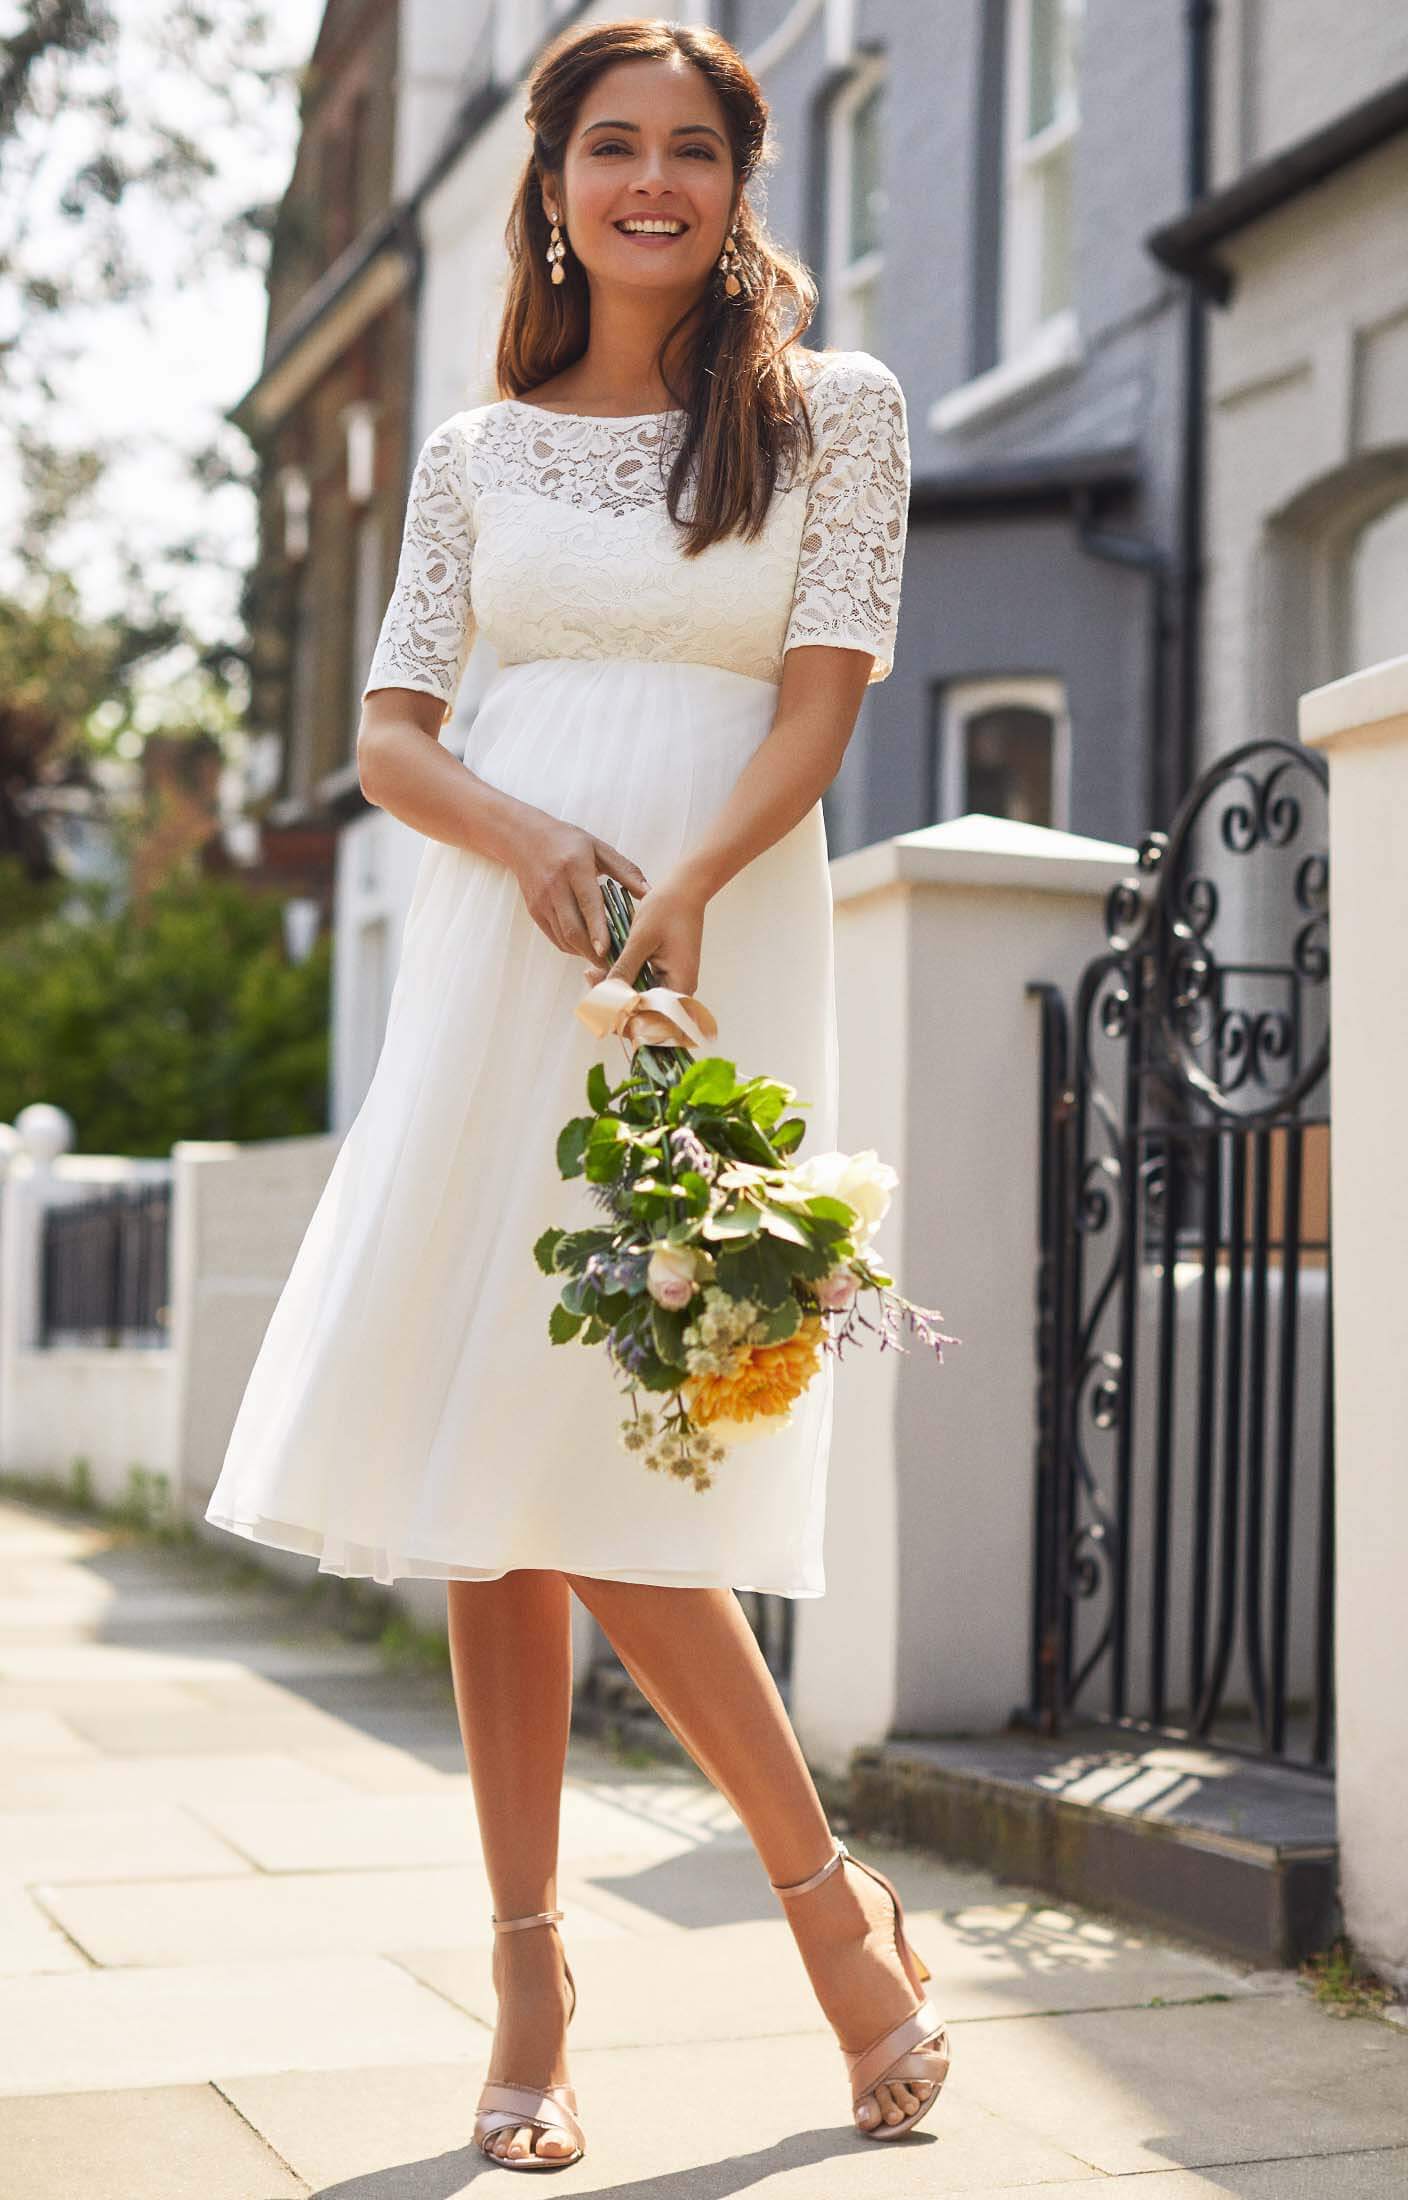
[533,1226,565,1275]
[759,1202,814,1248]
[580,1316,610,1345]
[586,1061,612,1113]
[736,1076,795,1129]
[714,1235,797,1308]
[551,1226,617,1272]
[719,1117,780,1166]
[549,1303,585,1344]
[679,1168,711,1215]
[755,1295,802,1344]
[666,1056,739,1118]
[701,1201,763,1241]
[651,1301,690,1367]
[556,1117,593,1178]
[584,1132,629,1184]
[800,1194,859,1226]
[772,1116,807,1154]
[560,1276,598,1316]
[632,1354,689,1393]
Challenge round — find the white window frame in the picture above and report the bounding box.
[1002,0,1083,359]
[929,0,1084,436]
[826,53,887,355]
[938,675,1071,831]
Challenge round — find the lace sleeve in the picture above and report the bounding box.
[362,420,477,716]
[782,352,911,684]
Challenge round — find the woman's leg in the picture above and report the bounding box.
[563,1577,940,2132]
[446,1569,578,2162]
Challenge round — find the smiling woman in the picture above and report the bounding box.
[202,11,945,2177]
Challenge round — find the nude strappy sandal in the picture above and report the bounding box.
[473,1905,586,2172]
[771,1837,951,2141]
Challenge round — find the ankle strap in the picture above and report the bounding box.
[770,1839,849,1898]
[491,1907,564,1932]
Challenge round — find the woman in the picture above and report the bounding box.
[204,14,949,2172]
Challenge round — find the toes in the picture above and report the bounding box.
[874,2081,906,2126]
[536,2132,576,2158]
[855,2090,880,2130]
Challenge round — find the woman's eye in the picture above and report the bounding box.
[589,141,716,159]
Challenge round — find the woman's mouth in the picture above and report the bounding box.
[614,218,690,246]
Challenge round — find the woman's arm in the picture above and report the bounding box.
[589,643,873,997]
[357,688,535,871]
[357,688,650,964]
[671,642,872,903]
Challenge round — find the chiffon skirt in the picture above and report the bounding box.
[203,655,838,1591]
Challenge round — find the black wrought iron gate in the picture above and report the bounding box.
[1027,739,1334,1774]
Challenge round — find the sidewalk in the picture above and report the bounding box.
[0,1490,1404,2199]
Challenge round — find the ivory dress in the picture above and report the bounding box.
[204,345,910,1595]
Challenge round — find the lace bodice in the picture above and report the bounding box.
[362,348,910,707]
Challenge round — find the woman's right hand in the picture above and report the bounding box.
[508,812,652,964]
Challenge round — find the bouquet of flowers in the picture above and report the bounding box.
[534,879,955,1491]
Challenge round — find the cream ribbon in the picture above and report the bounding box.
[575,973,719,1053]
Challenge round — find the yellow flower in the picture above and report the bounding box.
[682,1313,825,1430]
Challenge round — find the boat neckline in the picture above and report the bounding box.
[499,397,686,422]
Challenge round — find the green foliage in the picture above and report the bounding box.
[0,868,330,1153]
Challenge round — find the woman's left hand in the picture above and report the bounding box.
[582,874,709,997]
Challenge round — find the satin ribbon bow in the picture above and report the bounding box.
[575,973,719,1053]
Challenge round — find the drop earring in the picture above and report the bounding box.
[717,218,742,297]
[545,206,567,285]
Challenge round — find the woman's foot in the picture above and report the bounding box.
[482,1923,577,2163]
[781,1850,944,2133]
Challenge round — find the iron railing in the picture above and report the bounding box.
[39,1181,172,1347]
[1026,739,1333,1773]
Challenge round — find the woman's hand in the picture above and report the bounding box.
[508,812,651,963]
[583,874,708,997]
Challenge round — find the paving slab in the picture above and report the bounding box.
[220,2032,1095,2195]
[55,1703,380,1757]
[35,1861,634,1967]
[0,1878,88,1974]
[0,2083,308,2199]
[570,1823,1000,1932]
[187,1790,488,1873]
[0,1709,98,1758]
[0,1956,486,2096]
[954,1993,1408,2173]
[0,1751,361,1813]
[942,2161,1408,2200]
[394,1901,1270,2054]
[188,1785,758,1876]
[288,1739,459,1792]
[0,1802,253,1884]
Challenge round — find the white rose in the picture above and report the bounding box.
[646,1242,703,1309]
[788,1148,898,1245]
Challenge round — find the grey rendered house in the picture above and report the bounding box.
[720,0,1191,858]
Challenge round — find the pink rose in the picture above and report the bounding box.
[646,1244,701,1309]
[814,1265,858,1312]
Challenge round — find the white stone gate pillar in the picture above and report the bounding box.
[1301,653,1408,1992]
[791,816,1135,1775]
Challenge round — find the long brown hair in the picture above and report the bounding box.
[495,17,819,560]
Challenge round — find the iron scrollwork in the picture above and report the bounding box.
[1028,740,1333,1770]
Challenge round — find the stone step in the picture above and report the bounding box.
[847,1726,1339,1969]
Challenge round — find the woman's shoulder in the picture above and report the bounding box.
[791,345,905,406]
[408,402,523,504]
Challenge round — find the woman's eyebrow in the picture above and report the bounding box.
[579,119,726,145]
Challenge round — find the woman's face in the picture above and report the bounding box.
[548,56,737,300]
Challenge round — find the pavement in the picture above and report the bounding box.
[0,1489,1405,2199]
